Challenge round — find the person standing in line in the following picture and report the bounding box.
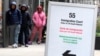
[18,4,31,47]
[26,5,32,37]
[26,5,33,41]
[29,5,46,44]
[6,1,22,48]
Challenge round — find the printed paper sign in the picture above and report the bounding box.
[46,1,98,56]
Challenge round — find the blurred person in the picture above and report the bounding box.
[18,4,31,47]
[26,5,33,41]
[42,19,47,42]
[26,5,32,31]
[29,5,46,44]
[6,1,22,48]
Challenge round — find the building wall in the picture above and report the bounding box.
[2,0,98,47]
[49,0,95,4]
[2,0,10,47]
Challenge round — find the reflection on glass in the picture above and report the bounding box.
[96,7,100,37]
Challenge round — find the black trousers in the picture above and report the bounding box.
[42,25,46,37]
[18,25,29,45]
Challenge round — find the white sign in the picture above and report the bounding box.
[46,1,98,56]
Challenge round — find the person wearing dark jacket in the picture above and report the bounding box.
[18,4,31,47]
[26,5,32,31]
[6,1,22,48]
[26,5,33,41]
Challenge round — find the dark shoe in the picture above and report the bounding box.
[18,44,22,47]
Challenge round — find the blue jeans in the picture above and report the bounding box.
[7,25,20,44]
[14,25,20,44]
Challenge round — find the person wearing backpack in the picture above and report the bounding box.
[6,1,22,48]
[18,4,31,47]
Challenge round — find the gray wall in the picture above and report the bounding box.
[2,0,9,47]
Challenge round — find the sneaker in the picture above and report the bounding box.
[28,41,32,45]
[25,44,28,47]
[37,40,42,44]
[12,44,18,48]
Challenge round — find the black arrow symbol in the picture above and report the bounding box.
[63,50,76,56]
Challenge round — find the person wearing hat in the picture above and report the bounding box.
[29,5,46,44]
[18,4,31,47]
[6,1,22,48]
[26,5,33,42]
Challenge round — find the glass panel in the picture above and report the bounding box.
[96,7,100,37]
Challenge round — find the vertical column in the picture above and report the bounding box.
[16,0,19,8]
[39,0,41,5]
[2,0,9,47]
[90,0,94,4]
[0,0,2,47]
[25,0,29,5]
[28,0,33,15]
[33,0,39,12]
[44,0,46,12]
[69,0,73,3]
[65,0,70,2]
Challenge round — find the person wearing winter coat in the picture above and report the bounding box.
[6,1,22,48]
[29,5,46,44]
[18,4,31,47]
